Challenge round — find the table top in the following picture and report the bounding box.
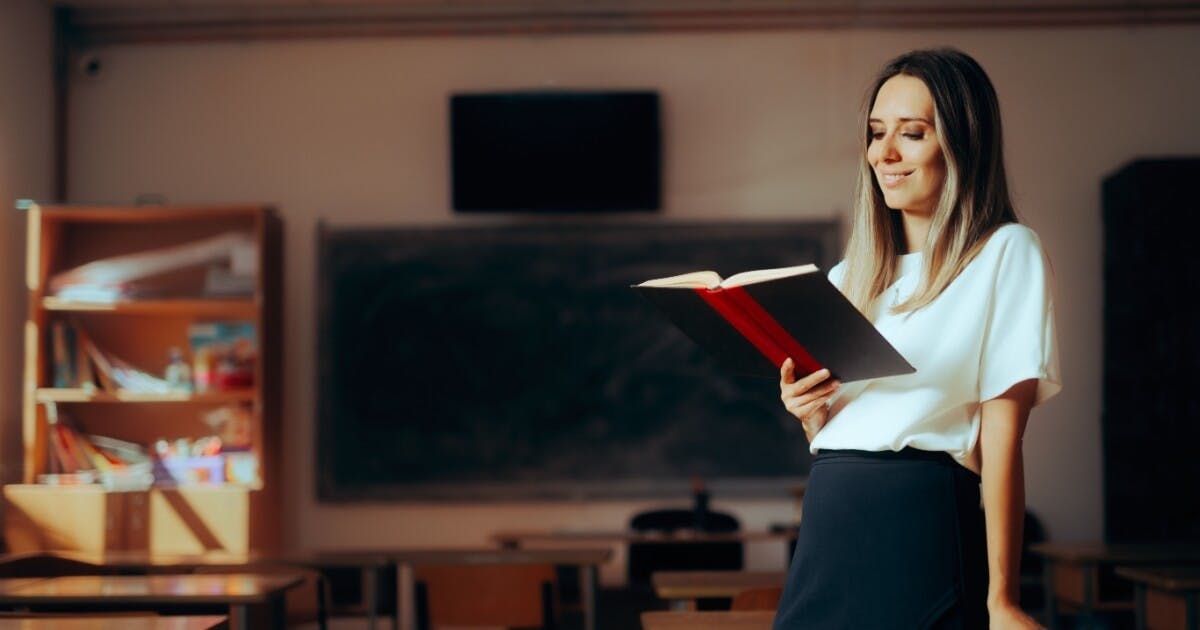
[48,549,393,569]
[1115,565,1200,591]
[0,616,228,630]
[30,547,611,568]
[652,570,787,599]
[640,610,776,629]
[492,529,797,546]
[0,574,303,605]
[1029,542,1200,564]
[388,547,612,565]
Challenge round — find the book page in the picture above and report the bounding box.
[721,264,818,287]
[637,270,723,289]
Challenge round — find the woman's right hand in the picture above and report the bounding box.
[780,358,840,443]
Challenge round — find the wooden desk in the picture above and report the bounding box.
[48,549,396,630]
[0,582,47,596]
[391,548,611,630]
[492,528,798,583]
[0,574,302,630]
[0,616,229,630]
[640,610,775,629]
[1030,543,1200,629]
[1115,565,1200,630]
[493,529,797,547]
[652,570,786,611]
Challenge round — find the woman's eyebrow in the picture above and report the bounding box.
[868,116,933,124]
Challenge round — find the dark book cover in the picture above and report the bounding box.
[634,268,915,383]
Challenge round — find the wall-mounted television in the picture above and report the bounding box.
[450,90,661,212]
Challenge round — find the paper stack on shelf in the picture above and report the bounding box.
[48,231,257,302]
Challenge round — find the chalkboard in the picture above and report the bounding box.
[316,218,840,501]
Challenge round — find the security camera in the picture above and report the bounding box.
[77,53,102,78]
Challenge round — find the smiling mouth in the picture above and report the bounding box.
[879,170,914,186]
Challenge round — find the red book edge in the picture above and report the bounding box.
[695,286,824,378]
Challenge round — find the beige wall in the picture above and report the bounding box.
[0,0,52,510]
[54,24,1200,575]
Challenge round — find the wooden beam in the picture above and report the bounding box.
[65,2,1200,46]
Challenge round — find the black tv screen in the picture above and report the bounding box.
[450,90,661,212]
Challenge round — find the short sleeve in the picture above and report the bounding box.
[827,260,848,291]
[978,227,1062,406]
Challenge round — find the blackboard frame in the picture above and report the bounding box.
[316,216,841,502]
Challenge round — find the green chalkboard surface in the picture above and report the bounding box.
[316,218,840,501]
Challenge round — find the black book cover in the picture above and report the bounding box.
[634,269,915,382]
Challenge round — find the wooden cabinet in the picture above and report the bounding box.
[1101,158,1200,543]
[3,203,282,553]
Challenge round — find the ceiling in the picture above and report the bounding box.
[46,0,1200,45]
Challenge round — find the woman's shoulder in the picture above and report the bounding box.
[980,222,1046,258]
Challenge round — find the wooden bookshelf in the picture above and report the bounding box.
[3,202,282,554]
[35,388,257,404]
[43,297,258,318]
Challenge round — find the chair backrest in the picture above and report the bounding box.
[414,563,557,630]
[626,508,744,589]
[730,585,784,611]
[629,508,740,534]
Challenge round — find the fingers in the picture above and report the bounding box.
[779,358,795,385]
[780,367,836,400]
[781,377,840,423]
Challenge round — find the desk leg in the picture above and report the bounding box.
[1044,562,1057,630]
[271,593,287,630]
[230,603,249,630]
[399,562,416,630]
[1187,592,1197,630]
[580,564,597,630]
[1134,584,1146,630]
[390,564,400,630]
[1082,563,1094,618]
[365,566,379,630]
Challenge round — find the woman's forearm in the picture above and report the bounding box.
[979,379,1038,609]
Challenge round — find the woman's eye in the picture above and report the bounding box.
[869,131,885,140]
[902,132,924,140]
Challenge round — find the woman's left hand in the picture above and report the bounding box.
[988,600,1043,629]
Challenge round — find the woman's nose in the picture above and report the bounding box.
[878,133,900,162]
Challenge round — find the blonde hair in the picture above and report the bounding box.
[841,48,1018,314]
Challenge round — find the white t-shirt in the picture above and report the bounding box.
[809,223,1062,474]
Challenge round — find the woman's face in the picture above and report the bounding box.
[866,74,946,216]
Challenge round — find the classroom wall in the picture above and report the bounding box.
[0,0,53,522]
[53,23,1200,575]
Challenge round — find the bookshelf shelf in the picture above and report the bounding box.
[43,297,258,317]
[4,202,282,555]
[35,388,257,404]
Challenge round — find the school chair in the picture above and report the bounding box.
[626,508,744,589]
[730,586,784,611]
[413,562,558,630]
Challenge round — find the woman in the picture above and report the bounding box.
[773,48,1061,629]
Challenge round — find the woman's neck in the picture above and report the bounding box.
[899,209,932,254]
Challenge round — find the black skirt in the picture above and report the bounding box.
[773,448,988,630]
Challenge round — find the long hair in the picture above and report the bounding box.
[840,47,1018,314]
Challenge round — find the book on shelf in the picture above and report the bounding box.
[633,264,915,383]
[41,403,155,489]
[188,322,257,392]
[50,319,97,391]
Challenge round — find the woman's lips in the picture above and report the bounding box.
[878,170,914,188]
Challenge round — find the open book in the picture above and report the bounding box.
[634,264,914,382]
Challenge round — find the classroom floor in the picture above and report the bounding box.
[296,589,1060,630]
